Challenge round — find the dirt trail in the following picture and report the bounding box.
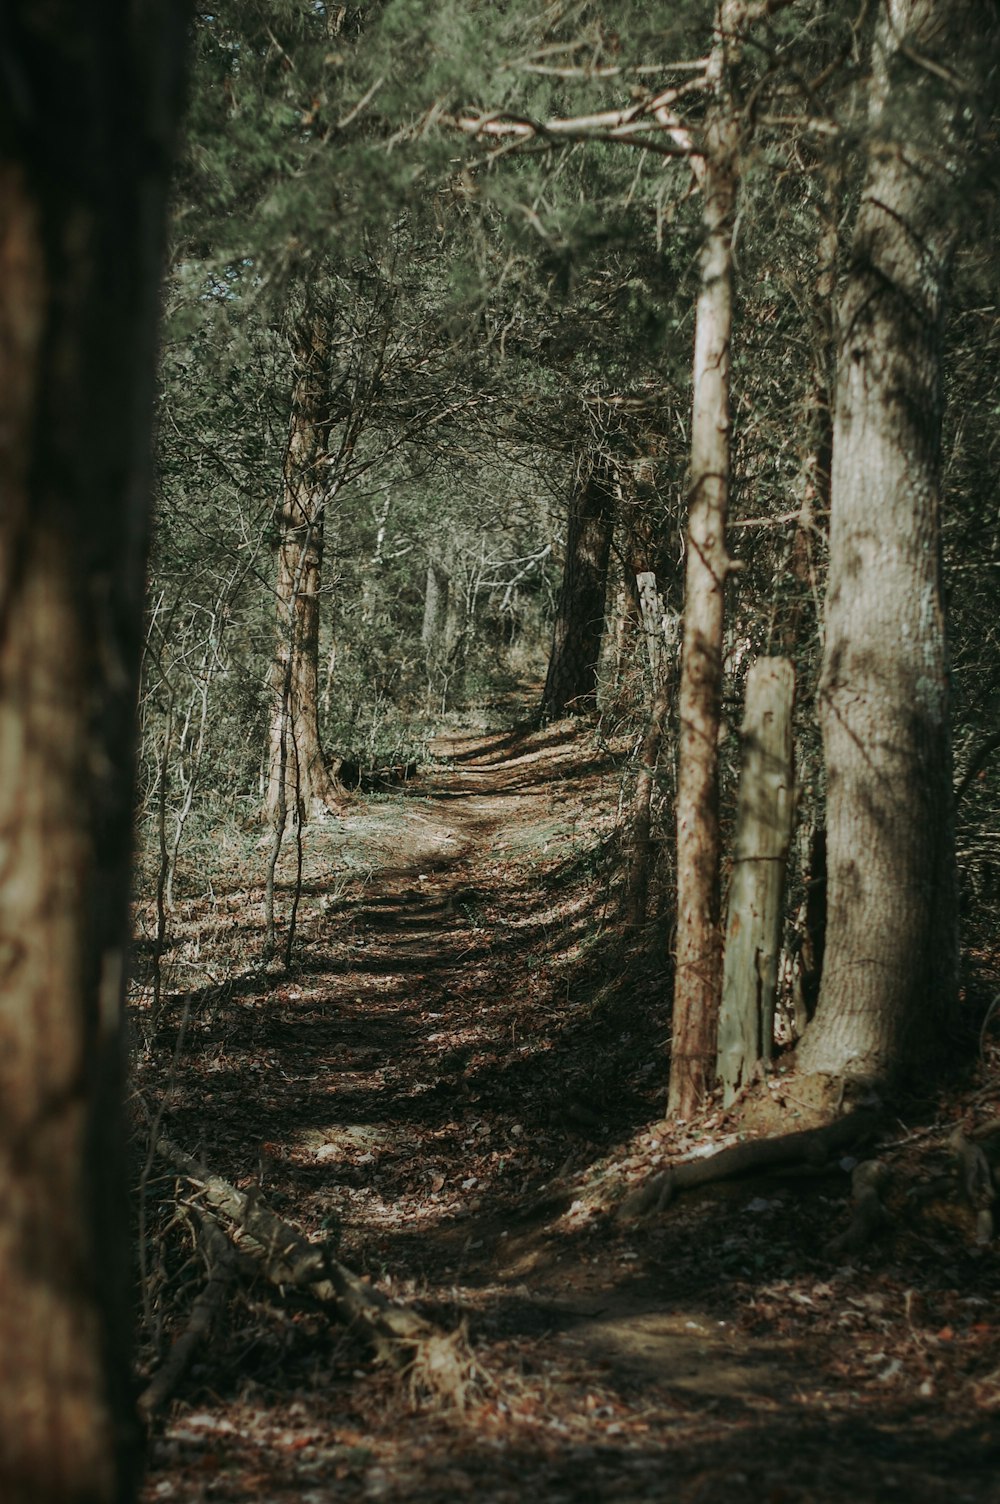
[141,716,1000,1504]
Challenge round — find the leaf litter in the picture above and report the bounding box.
[134,713,1000,1502]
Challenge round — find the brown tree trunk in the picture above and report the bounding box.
[668,47,740,1118]
[798,0,994,1084]
[0,5,185,1500]
[266,319,345,824]
[540,455,615,720]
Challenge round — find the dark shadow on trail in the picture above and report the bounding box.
[439,723,579,764]
[138,711,1000,1504]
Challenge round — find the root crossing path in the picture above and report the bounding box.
[141,717,1000,1504]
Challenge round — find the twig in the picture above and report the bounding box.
[154,1136,479,1403]
[138,1211,239,1421]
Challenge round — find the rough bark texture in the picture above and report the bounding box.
[669,60,740,1118]
[267,319,344,824]
[798,0,995,1083]
[718,658,796,1103]
[0,6,185,1501]
[540,456,615,720]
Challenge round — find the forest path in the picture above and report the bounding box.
[141,710,1000,1504]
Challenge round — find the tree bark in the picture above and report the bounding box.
[421,557,451,649]
[718,658,796,1103]
[540,454,615,720]
[266,318,345,824]
[668,30,740,1118]
[798,0,995,1083]
[0,5,185,1500]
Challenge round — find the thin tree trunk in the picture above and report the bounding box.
[540,454,615,720]
[0,6,185,1500]
[668,36,741,1118]
[266,318,344,824]
[798,0,994,1083]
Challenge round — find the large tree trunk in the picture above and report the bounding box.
[266,319,345,825]
[0,5,185,1500]
[540,454,615,720]
[798,0,994,1084]
[668,39,740,1118]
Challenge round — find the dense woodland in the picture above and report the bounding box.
[2,2,1000,1501]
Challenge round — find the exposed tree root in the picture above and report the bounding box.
[617,1109,881,1222]
[154,1136,480,1406]
[827,1159,891,1257]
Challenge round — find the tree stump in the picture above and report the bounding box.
[717,656,795,1104]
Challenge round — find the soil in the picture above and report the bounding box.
[135,708,1000,1504]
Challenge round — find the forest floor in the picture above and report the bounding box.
[135,701,1000,1503]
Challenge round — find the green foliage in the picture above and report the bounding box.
[142,0,1000,990]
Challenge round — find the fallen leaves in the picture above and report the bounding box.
[135,718,1000,1504]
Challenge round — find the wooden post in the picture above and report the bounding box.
[718,657,795,1104]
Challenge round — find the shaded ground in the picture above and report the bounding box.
[135,709,1000,1503]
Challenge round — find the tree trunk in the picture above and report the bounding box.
[668,65,740,1117]
[798,0,994,1083]
[540,455,615,720]
[718,659,796,1103]
[266,319,344,825]
[611,454,661,697]
[421,557,451,648]
[0,6,185,1500]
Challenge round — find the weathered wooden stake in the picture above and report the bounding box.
[718,657,795,1104]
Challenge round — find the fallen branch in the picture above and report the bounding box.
[155,1135,476,1402]
[618,1109,880,1222]
[138,1210,241,1421]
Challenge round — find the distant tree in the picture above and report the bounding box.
[267,312,346,823]
[798,0,999,1083]
[540,452,616,720]
[0,3,185,1500]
